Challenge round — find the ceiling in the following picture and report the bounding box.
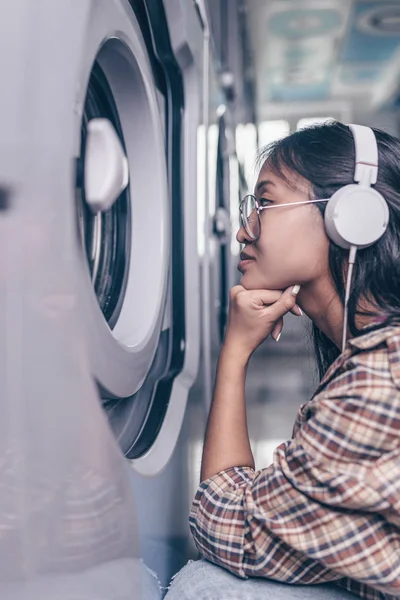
[246,0,400,121]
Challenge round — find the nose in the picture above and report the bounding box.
[236,222,252,244]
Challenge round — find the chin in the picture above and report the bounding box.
[240,271,286,292]
[240,272,266,290]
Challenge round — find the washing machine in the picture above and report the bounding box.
[75,0,186,472]
[0,0,204,597]
[206,107,239,400]
[212,111,239,343]
[127,0,209,588]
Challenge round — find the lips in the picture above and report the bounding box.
[238,252,255,273]
[240,252,255,262]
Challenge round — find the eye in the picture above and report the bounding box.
[259,197,273,207]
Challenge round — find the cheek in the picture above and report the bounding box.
[241,215,329,290]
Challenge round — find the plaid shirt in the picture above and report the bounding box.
[189,324,400,600]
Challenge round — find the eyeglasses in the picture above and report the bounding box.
[239,194,330,241]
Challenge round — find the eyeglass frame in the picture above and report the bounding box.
[239,194,330,241]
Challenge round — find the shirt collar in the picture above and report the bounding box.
[314,323,398,397]
[347,323,395,350]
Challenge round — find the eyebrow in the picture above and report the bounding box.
[256,179,276,193]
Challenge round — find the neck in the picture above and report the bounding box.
[297,276,344,350]
[297,276,381,351]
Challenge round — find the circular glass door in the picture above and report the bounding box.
[75,4,170,461]
[76,61,130,330]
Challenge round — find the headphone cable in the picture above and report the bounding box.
[342,245,358,353]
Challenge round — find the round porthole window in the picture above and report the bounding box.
[76,61,130,330]
[76,24,169,401]
[73,1,191,472]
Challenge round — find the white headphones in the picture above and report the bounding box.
[321,124,390,352]
[324,124,389,250]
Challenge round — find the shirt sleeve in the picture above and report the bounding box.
[189,372,400,598]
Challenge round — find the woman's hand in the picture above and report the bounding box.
[223,284,302,360]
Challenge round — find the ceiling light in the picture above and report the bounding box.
[357,6,400,36]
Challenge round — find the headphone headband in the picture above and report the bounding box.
[348,123,378,186]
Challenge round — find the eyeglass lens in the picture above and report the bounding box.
[241,195,259,239]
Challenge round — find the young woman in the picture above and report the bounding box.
[166,122,400,600]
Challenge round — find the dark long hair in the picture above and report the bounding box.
[258,121,400,379]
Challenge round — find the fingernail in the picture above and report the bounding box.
[292,284,301,296]
[297,306,304,316]
[275,332,282,342]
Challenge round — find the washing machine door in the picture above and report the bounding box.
[131,0,204,476]
[214,115,233,340]
[209,113,233,348]
[74,0,186,466]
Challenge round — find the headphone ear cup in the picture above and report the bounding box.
[324,185,389,250]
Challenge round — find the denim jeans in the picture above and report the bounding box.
[0,559,163,600]
[165,559,359,600]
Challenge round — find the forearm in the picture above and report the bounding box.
[200,343,255,482]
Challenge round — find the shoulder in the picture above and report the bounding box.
[348,323,400,387]
[295,325,400,454]
[293,325,400,438]
[314,324,400,398]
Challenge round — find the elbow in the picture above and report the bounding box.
[189,512,248,579]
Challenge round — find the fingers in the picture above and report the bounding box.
[242,287,303,316]
[271,318,283,342]
[271,286,302,342]
[267,285,302,323]
[247,288,286,307]
[231,286,304,316]
[229,285,246,299]
[290,304,304,317]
